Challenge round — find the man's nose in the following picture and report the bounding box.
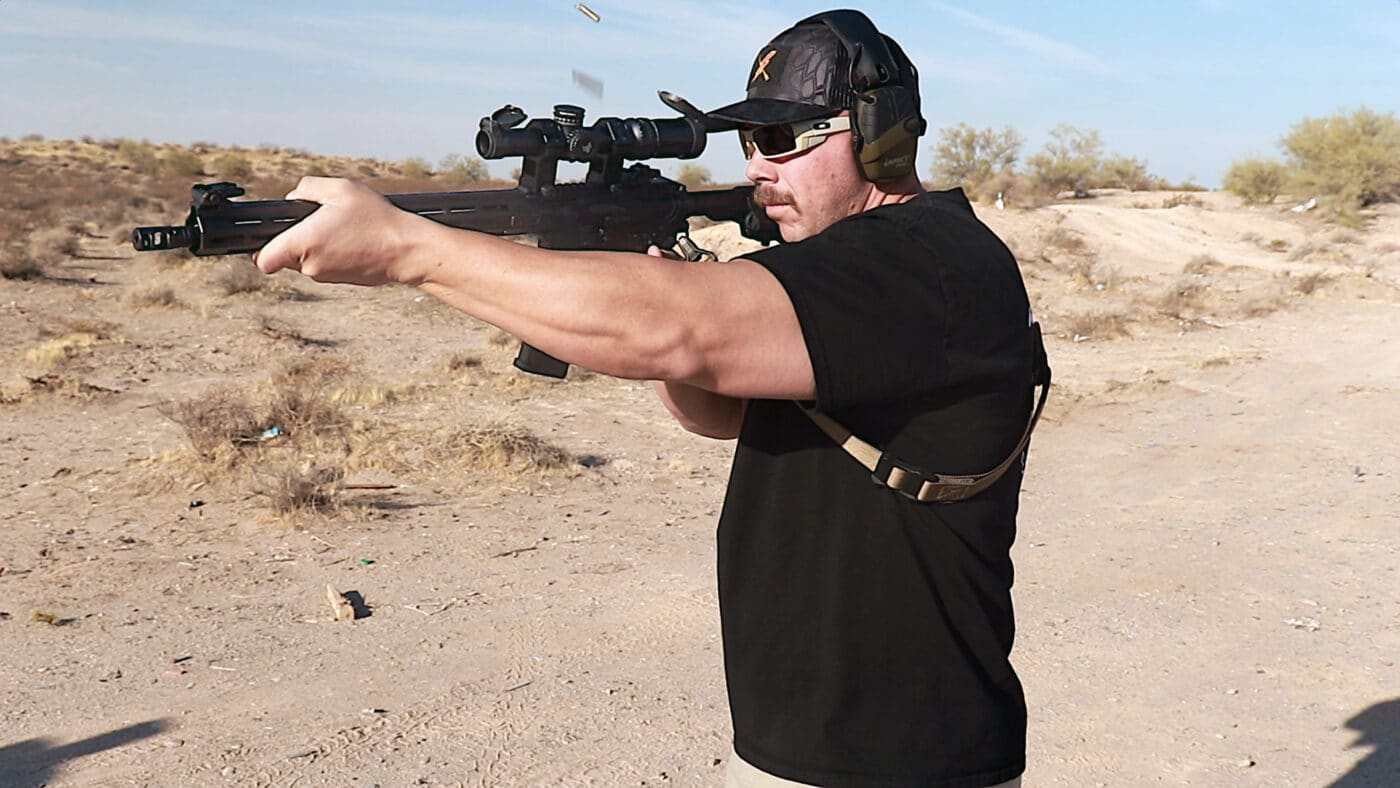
[745,153,776,183]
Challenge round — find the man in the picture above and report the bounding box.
[255,9,1041,787]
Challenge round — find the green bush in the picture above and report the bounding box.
[1026,125,1103,195]
[212,152,255,178]
[1223,157,1287,205]
[401,157,432,178]
[1098,155,1152,191]
[929,123,1023,195]
[437,153,490,186]
[676,163,712,188]
[1282,107,1400,207]
[162,147,205,176]
[118,139,161,174]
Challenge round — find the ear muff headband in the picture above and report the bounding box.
[795,9,925,181]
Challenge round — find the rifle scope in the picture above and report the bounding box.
[475,104,707,162]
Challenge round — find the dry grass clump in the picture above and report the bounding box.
[152,353,581,515]
[328,382,425,406]
[1061,311,1131,342]
[1286,240,1335,262]
[1154,278,1212,320]
[1039,225,1089,259]
[22,320,117,370]
[256,314,331,346]
[1161,193,1205,209]
[1066,258,1122,291]
[441,353,483,373]
[1183,254,1225,275]
[426,424,573,473]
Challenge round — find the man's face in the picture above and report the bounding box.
[742,112,871,243]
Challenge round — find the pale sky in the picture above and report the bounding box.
[2,0,1397,186]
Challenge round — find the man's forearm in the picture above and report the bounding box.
[410,220,708,382]
[653,381,747,439]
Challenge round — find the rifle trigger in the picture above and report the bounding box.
[675,233,717,263]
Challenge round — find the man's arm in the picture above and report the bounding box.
[253,177,815,400]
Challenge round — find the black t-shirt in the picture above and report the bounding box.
[718,189,1033,787]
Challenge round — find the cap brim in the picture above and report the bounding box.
[703,98,836,131]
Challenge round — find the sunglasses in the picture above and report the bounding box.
[740,115,851,160]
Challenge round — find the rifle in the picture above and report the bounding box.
[132,96,780,378]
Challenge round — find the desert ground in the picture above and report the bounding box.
[2,139,1398,787]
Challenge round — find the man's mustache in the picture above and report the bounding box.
[753,184,796,209]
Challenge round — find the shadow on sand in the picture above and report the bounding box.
[1329,697,1400,787]
[0,719,168,788]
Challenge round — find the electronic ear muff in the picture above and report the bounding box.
[795,9,927,182]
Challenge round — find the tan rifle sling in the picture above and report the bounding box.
[800,322,1051,503]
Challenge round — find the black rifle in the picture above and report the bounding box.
[132,97,779,378]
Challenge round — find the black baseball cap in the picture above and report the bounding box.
[703,22,858,130]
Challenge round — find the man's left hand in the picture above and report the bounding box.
[253,177,425,287]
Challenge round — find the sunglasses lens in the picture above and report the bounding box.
[753,124,798,157]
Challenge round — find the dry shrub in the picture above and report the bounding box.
[1155,278,1210,319]
[126,285,182,309]
[253,463,344,514]
[159,392,263,460]
[161,359,353,465]
[213,259,268,295]
[1066,258,1121,290]
[1,250,46,280]
[26,226,81,264]
[1285,271,1332,295]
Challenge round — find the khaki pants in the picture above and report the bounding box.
[724,750,1023,788]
